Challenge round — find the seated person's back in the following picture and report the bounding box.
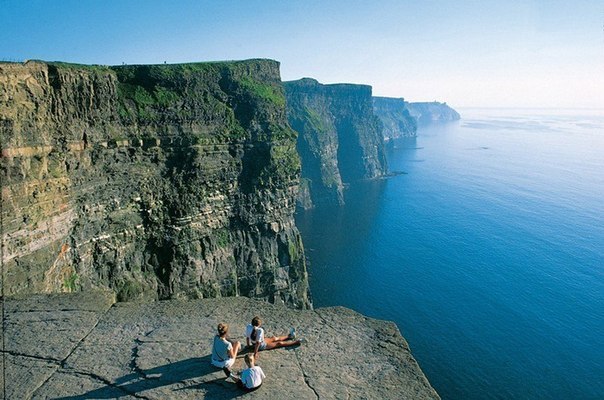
[238,354,265,391]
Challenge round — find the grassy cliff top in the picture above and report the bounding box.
[0,57,292,145]
[4,58,279,69]
[284,77,373,93]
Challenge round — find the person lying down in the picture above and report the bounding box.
[245,316,305,359]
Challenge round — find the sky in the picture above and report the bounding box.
[1,0,603,108]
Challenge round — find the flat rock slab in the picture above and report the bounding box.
[2,292,440,399]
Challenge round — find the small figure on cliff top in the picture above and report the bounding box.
[211,323,241,377]
[226,353,266,392]
[245,316,304,359]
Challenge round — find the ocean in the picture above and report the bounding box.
[295,109,604,400]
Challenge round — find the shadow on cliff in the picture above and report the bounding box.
[56,355,248,399]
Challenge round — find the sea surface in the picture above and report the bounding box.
[296,109,604,400]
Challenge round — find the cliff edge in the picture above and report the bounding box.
[0,291,440,399]
[372,97,417,141]
[406,102,460,125]
[285,78,387,209]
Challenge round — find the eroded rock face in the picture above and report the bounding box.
[372,97,417,141]
[0,60,309,308]
[285,78,387,209]
[1,291,440,399]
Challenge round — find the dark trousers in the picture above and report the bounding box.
[237,380,262,392]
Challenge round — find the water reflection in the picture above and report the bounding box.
[296,176,387,306]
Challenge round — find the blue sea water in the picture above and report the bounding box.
[296,109,604,400]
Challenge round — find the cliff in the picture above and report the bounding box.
[372,97,417,141]
[1,291,441,399]
[405,102,460,125]
[285,78,387,209]
[0,60,309,308]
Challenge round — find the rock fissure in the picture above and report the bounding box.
[27,366,61,400]
[59,304,114,368]
[27,303,115,398]
[293,349,320,400]
[313,310,341,335]
[0,350,62,364]
[12,308,100,313]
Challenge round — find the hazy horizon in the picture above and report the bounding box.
[2,0,602,109]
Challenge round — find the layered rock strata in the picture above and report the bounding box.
[372,96,417,141]
[0,60,309,308]
[1,291,440,399]
[285,78,387,209]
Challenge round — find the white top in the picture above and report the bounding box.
[240,365,265,389]
[245,324,265,343]
[212,336,233,363]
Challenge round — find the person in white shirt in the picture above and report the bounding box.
[211,323,241,377]
[231,353,265,392]
[245,316,303,359]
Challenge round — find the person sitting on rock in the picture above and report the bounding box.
[245,316,303,359]
[227,353,265,392]
[211,323,241,376]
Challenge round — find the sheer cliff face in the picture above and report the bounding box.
[0,60,310,308]
[406,101,461,125]
[372,96,417,140]
[285,78,387,209]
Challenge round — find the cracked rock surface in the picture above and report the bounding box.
[1,291,440,399]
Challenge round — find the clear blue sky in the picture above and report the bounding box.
[1,0,602,108]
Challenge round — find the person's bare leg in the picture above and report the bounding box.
[227,339,242,355]
[232,340,241,354]
[263,339,301,350]
[265,334,291,344]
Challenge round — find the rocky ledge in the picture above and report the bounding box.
[1,291,439,399]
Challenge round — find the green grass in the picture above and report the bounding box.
[154,86,180,107]
[258,143,301,186]
[46,61,111,72]
[63,273,79,292]
[304,107,329,133]
[214,228,231,248]
[239,77,285,108]
[270,124,298,140]
[110,60,285,142]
